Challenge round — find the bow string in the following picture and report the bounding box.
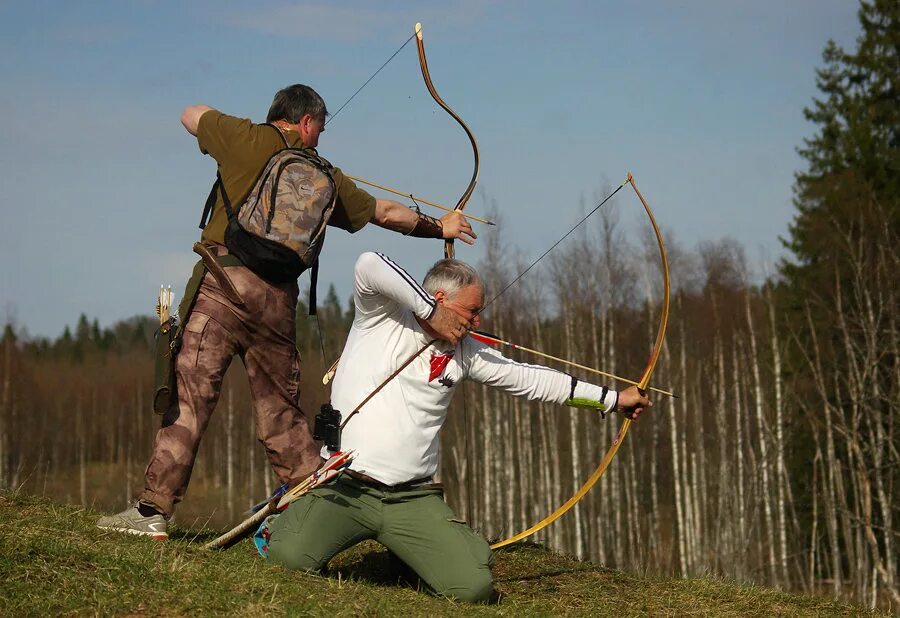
[490,173,671,549]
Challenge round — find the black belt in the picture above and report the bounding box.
[343,469,437,492]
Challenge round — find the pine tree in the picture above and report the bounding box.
[783,0,899,295]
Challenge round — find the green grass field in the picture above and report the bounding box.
[0,491,884,616]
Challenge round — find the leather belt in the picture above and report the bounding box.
[343,469,437,492]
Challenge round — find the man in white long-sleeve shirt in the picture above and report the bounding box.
[265,252,651,602]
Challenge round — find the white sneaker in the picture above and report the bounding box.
[97,504,168,540]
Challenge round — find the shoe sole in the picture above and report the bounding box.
[97,524,168,541]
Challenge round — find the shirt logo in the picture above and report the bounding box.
[429,351,454,382]
[438,375,456,388]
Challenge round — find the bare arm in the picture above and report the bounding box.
[180,105,215,136]
[371,199,419,231]
[371,199,476,244]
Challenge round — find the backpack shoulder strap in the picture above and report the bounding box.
[198,174,222,230]
[198,171,239,228]
[308,258,319,316]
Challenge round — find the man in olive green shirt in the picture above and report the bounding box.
[98,84,476,539]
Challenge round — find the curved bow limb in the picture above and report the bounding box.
[490,172,670,550]
[415,22,480,258]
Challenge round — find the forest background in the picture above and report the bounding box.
[1,1,897,612]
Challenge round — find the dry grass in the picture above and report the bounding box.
[0,491,885,616]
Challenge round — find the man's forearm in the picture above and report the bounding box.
[371,200,475,244]
[565,380,619,414]
[372,200,420,233]
[371,200,443,237]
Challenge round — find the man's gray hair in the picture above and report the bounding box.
[423,259,483,296]
[266,84,328,124]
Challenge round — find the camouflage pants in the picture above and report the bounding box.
[139,261,320,517]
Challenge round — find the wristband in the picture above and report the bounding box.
[407,211,443,239]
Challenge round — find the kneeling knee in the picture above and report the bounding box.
[434,570,494,603]
[267,544,326,574]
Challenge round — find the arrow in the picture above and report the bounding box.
[345,174,495,226]
[469,330,678,399]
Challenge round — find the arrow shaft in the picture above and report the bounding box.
[345,175,494,226]
[471,331,676,398]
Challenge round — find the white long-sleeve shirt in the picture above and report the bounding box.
[326,252,618,485]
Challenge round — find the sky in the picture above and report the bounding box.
[0,1,862,339]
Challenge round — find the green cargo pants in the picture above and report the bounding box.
[266,476,494,603]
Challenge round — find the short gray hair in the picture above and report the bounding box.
[423,259,483,297]
[266,84,328,124]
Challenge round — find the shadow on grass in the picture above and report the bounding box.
[489,541,601,583]
[168,528,221,544]
[329,546,504,605]
[494,566,601,584]
[489,540,547,552]
[330,544,423,591]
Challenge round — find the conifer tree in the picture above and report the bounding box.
[783,0,898,294]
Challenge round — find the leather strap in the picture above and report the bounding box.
[192,242,245,306]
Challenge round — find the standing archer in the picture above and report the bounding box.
[261,252,651,602]
[97,84,477,539]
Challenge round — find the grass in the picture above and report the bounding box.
[0,491,886,617]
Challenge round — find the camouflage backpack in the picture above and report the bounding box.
[201,127,337,283]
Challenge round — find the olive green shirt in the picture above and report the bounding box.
[196,110,376,245]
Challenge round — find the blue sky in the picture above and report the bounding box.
[0,1,861,338]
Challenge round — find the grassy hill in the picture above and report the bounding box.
[0,491,884,616]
